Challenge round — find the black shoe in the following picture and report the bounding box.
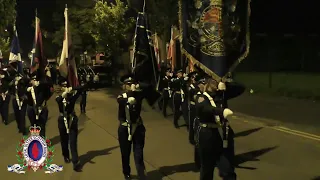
[124,175,131,180]
[83,109,86,113]
[174,124,179,129]
[73,162,82,172]
[64,157,71,163]
[3,120,7,125]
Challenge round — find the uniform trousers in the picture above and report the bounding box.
[191,116,201,169]
[118,124,146,179]
[173,93,182,127]
[0,94,10,124]
[27,106,48,137]
[12,99,27,134]
[188,104,196,140]
[80,92,87,112]
[58,115,79,165]
[161,90,170,117]
[198,126,236,180]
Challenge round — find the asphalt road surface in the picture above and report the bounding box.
[1,88,320,180]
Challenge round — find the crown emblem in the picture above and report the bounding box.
[29,125,41,136]
[210,0,222,6]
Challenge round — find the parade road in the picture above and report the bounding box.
[1,88,319,180]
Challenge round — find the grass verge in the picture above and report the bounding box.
[234,72,320,100]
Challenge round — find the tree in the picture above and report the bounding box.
[0,37,11,58]
[91,0,134,56]
[147,0,178,42]
[127,0,178,56]
[0,0,16,36]
[52,8,96,55]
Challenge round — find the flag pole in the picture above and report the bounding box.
[143,0,146,13]
[144,0,158,86]
[65,4,68,66]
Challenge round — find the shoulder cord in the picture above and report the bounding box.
[202,92,228,147]
[122,93,137,141]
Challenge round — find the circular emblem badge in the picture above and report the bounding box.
[200,5,223,41]
[199,5,225,56]
[23,135,47,171]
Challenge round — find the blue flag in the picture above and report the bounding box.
[131,11,161,106]
[178,0,251,81]
[9,25,23,74]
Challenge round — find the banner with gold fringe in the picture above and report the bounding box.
[178,0,251,82]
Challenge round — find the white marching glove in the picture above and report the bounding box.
[32,81,40,87]
[67,87,73,93]
[184,77,189,81]
[223,108,233,118]
[170,73,173,77]
[61,92,68,98]
[128,97,136,105]
[183,73,187,77]
[130,84,136,91]
[218,82,226,91]
[135,84,140,89]
[27,87,32,92]
[0,75,4,79]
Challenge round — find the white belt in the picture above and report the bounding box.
[1,91,8,101]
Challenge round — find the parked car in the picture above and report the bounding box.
[90,65,112,87]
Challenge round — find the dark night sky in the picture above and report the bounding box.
[16,0,318,57]
[16,0,56,56]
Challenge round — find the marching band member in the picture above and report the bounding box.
[9,60,29,135]
[171,69,188,128]
[26,67,53,137]
[194,78,235,180]
[160,68,173,117]
[56,76,86,172]
[0,67,13,125]
[117,74,147,180]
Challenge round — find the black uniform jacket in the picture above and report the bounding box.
[56,85,87,115]
[117,90,144,123]
[195,93,225,124]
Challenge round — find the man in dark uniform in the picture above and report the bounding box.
[159,68,173,117]
[26,67,53,137]
[117,74,147,180]
[0,68,13,125]
[79,74,87,114]
[187,71,203,170]
[50,63,57,85]
[56,76,85,172]
[194,78,236,180]
[214,80,244,179]
[10,60,29,135]
[171,69,188,128]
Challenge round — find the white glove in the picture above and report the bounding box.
[128,97,136,105]
[169,73,173,77]
[0,75,4,79]
[67,87,73,93]
[61,92,68,98]
[32,81,40,87]
[135,84,140,89]
[184,77,189,81]
[223,108,233,118]
[46,70,51,77]
[183,73,187,77]
[131,84,136,91]
[27,87,32,92]
[218,82,226,91]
